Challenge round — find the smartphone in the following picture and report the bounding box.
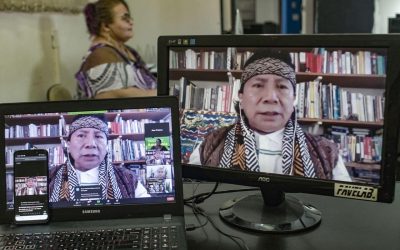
[13,149,49,224]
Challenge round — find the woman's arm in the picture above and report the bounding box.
[94,87,157,99]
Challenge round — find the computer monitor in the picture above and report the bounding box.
[0,96,183,223]
[157,34,399,233]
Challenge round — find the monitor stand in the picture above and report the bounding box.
[219,187,322,233]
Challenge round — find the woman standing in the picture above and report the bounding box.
[75,0,156,99]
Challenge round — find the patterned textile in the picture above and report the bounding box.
[220,116,316,177]
[75,44,156,99]
[68,115,109,137]
[240,57,296,91]
[49,153,123,202]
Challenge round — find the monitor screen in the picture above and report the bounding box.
[157,34,399,232]
[0,97,182,222]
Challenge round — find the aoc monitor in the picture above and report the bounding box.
[157,34,399,233]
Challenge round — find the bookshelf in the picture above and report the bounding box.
[4,110,171,169]
[170,46,386,184]
[170,70,385,89]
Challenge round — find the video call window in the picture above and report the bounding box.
[4,108,176,209]
[169,46,386,185]
[14,176,47,197]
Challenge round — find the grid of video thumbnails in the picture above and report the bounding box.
[144,123,174,196]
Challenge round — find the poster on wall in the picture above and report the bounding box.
[0,0,88,13]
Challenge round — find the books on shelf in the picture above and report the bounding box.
[326,125,382,163]
[5,123,61,139]
[108,139,146,162]
[296,80,384,122]
[171,76,241,113]
[290,49,386,75]
[5,145,65,167]
[170,47,387,76]
[169,48,254,71]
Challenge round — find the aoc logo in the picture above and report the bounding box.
[334,184,378,201]
[257,177,270,183]
[82,209,101,214]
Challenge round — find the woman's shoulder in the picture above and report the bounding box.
[81,44,123,72]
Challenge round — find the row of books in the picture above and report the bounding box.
[171,77,241,112]
[5,145,65,166]
[296,80,384,122]
[5,124,62,139]
[290,49,386,75]
[5,118,167,139]
[5,138,150,166]
[169,47,386,75]
[108,119,156,135]
[170,49,230,70]
[169,48,254,71]
[172,77,384,123]
[327,126,383,163]
[108,138,146,162]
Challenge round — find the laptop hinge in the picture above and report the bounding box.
[163,214,172,222]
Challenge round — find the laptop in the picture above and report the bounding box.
[0,96,187,250]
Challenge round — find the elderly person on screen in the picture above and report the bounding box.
[189,50,351,181]
[75,0,156,99]
[17,177,43,196]
[49,115,149,202]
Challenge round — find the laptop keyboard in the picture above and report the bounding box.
[0,226,180,250]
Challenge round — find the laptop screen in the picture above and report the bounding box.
[4,107,177,210]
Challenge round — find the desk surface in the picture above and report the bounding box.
[183,182,400,250]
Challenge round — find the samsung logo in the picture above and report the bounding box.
[334,184,378,201]
[257,176,270,183]
[82,209,101,214]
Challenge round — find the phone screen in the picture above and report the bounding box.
[13,150,49,224]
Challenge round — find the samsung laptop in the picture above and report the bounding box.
[0,96,187,249]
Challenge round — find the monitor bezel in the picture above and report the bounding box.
[0,96,184,224]
[157,34,400,203]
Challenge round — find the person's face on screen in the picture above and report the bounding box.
[68,128,108,172]
[154,150,163,160]
[239,74,295,134]
[26,178,36,188]
[155,167,166,178]
[108,3,133,43]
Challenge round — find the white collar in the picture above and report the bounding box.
[255,128,285,149]
[75,166,99,185]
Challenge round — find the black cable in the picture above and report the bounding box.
[184,182,258,204]
[184,180,209,231]
[185,202,208,231]
[184,182,219,204]
[190,201,250,250]
[184,181,250,250]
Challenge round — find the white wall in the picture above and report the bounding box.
[129,0,221,64]
[0,0,221,103]
[373,0,400,33]
[255,0,279,24]
[0,13,88,103]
